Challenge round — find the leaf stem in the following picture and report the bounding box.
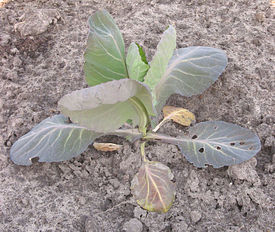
[129,97,149,136]
[152,118,168,132]
[143,132,179,145]
[140,141,149,162]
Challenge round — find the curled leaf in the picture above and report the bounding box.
[126,42,149,82]
[163,105,195,126]
[58,79,155,133]
[153,105,195,132]
[93,142,122,152]
[131,161,175,213]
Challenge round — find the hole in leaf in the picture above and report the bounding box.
[199,148,204,153]
[230,142,235,146]
[213,126,217,130]
[192,135,198,139]
[240,141,245,145]
[30,157,40,164]
[249,146,254,150]
[216,146,221,150]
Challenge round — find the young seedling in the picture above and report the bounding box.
[10,10,261,213]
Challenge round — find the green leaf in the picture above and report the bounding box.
[144,25,176,90]
[154,46,228,113]
[126,42,149,82]
[58,79,155,133]
[136,43,148,64]
[84,9,128,86]
[150,121,261,168]
[131,161,176,213]
[10,115,101,166]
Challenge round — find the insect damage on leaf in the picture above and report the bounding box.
[131,161,176,213]
[93,142,122,152]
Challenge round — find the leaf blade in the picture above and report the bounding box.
[131,161,176,213]
[84,10,128,86]
[10,115,101,166]
[58,79,155,133]
[126,42,149,82]
[154,46,228,113]
[144,25,176,90]
[156,121,261,168]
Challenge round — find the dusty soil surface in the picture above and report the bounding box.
[0,0,274,231]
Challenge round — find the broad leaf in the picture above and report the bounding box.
[131,161,176,213]
[144,25,176,90]
[58,79,155,133]
[154,46,228,113]
[93,142,122,152]
[10,115,101,166]
[126,42,149,82]
[150,121,261,168]
[84,9,128,86]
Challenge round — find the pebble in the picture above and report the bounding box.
[14,9,60,37]
[133,207,147,220]
[85,216,100,232]
[0,98,3,110]
[123,218,143,232]
[227,157,260,184]
[190,210,202,223]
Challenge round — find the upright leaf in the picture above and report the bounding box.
[10,115,101,166]
[126,42,149,82]
[58,79,155,133]
[144,25,176,90]
[131,161,176,213]
[136,43,148,64]
[150,121,261,168]
[84,10,128,86]
[154,46,228,113]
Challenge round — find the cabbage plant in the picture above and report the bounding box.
[10,10,261,213]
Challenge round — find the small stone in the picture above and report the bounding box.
[0,32,11,46]
[227,157,260,184]
[85,216,100,232]
[14,9,60,37]
[255,12,265,23]
[188,170,200,192]
[123,218,143,232]
[0,98,3,110]
[13,56,22,67]
[190,210,202,223]
[10,47,19,55]
[109,178,120,189]
[172,216,188,232]
[133,207,147,220]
